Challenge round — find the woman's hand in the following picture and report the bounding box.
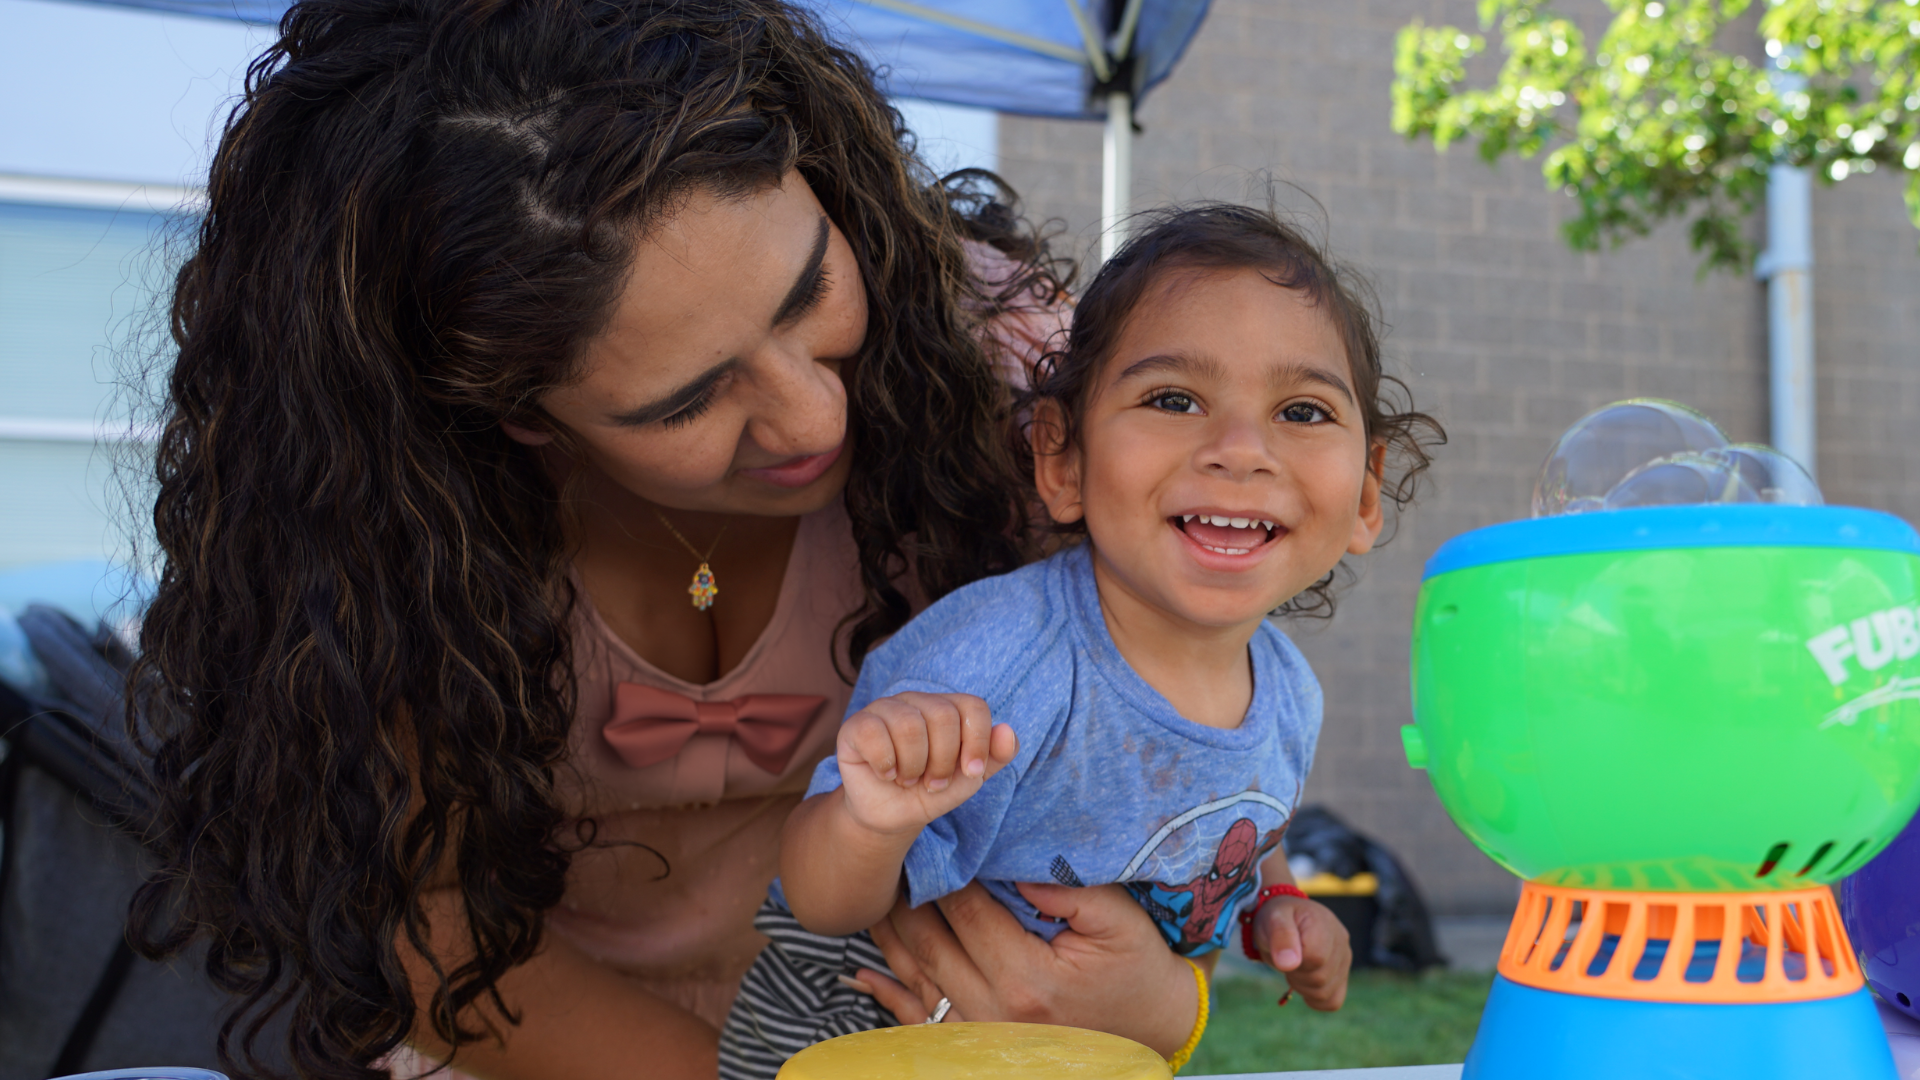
[1248,893,1353,1010]
[853,881,1201,1057]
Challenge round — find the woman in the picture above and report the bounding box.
[128,1,1232,1077]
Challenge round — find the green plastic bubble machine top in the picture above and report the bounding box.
[1409,509,1920,891]
[1407,400,1920,894]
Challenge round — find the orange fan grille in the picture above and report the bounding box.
[1498,881,1862,1004]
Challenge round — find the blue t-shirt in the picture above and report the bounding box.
[790,542,1322,957]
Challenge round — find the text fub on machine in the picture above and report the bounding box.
[1406,400,1920,1080]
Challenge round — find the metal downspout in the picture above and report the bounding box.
[1758,56,1816,478]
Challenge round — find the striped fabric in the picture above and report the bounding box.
[717,899,902,1080]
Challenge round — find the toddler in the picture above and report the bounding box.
[718,203,1438,1080]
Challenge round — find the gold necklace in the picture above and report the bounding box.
[652,509,727,611]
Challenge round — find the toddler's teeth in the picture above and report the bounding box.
[1230,517,1249,528]
[1262,519,1275,529]
[1182,514,1194,523]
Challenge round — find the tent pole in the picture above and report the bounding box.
[1763,165,1815,479]
[1101,89,1131,262]
[1759,50,1815,479]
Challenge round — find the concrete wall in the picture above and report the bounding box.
[996,0,1920,914]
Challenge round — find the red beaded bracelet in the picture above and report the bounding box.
[1238,883,1309,961]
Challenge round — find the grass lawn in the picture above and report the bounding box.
[1183,968,1493,1076]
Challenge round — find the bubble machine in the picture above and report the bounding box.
[1405,404,1920,1078]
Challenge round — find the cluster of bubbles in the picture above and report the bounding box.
[1532,399,1822,518]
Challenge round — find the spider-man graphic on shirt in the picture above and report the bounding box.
[1123,818,1256,950]
[1047,789,1293,956]
[1125,817,1284,954]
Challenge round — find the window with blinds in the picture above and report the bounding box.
[0,199,179,570]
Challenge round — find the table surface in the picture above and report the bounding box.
[1190,1060,1459,1068]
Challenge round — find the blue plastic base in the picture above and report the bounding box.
[1464,975,1897,1080]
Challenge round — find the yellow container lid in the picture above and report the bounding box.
[1298,871,1380,897]
[775,1022,1172,1080]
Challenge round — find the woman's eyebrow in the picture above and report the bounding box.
[603,215,828,428]
[769,214,831,326]
[608,359,736,427]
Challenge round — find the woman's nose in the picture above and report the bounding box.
[741,340,846,456]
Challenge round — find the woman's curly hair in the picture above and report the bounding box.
[127,1,1053,1076]
[1017,202,1445,617]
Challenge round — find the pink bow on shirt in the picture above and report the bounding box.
[603,683,827,776]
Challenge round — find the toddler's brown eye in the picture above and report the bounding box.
[1149,391,1200,414]
[1280,402,1329,424]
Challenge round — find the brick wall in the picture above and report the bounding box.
[996,0,1920,914]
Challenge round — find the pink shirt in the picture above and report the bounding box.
[544,242,1067,1029]
[545,500,866,1027]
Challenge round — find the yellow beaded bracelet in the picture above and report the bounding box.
[1166,955,1209,1074]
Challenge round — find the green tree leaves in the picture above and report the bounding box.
[1392,0,1920,273]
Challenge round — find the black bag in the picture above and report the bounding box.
[0,605,283,1079]
[1284,804,1447,972]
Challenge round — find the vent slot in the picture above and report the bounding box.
[1826,839,1872,876]
[1796,841,1836,877]
[1756,842,1790,878]
[1683,938,1720,983]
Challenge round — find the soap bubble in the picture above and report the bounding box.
[1605,451,1759,509]
[1602,445,1822,511]
[1717,444,1823,506]
[1532,399,1728,517]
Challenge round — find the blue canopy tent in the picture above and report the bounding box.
[792,1,1210,256]
[63,0,1209,258]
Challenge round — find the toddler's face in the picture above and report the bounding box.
[1038,265,1385,630]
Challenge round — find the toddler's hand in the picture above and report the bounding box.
[1251,894,1352,1011]
[837,691,1018,837]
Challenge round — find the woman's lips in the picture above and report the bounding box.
[738,440,844,489]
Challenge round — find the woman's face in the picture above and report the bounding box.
[526,170,866,517]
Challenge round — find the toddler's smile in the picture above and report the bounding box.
[1174,512,1284,557]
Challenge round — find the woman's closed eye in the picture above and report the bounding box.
[781,263,833,326]
[660,376,729,430]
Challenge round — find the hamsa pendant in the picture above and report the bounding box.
[688,562,718,611]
